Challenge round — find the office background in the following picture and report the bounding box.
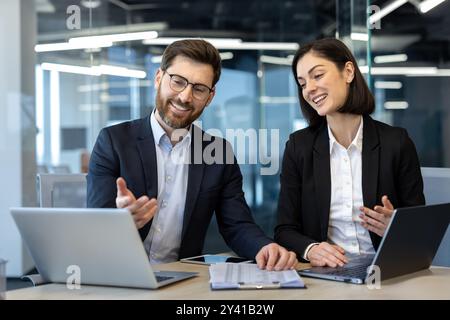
[1,0,450,277]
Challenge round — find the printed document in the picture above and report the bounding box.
[209,263,306,290]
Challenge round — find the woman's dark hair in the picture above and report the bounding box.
[292,38,374,127]
[161,39,222,87]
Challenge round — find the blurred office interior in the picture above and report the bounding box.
[1,0,450,278]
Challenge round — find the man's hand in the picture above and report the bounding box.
[359,195,394,237]
[116,177,158,229]
[255,243,298,271]
[307,242,348,267]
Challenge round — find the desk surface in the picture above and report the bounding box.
[7,262,450,300]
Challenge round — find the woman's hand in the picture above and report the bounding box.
[359,195,394,237]
[307,242,348,267]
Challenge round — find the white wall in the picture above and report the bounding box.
[0,0,36,276]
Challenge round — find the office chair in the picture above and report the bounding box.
[36,173,87,208]
[421,167,450,267]
[22,173,89,286]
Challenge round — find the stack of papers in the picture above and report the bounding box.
[209,263,306,290]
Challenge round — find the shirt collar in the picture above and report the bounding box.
[150,109,167,146]
[150,109,192,147]
[328,116,363,154]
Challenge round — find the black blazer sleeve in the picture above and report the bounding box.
[215,142,273,259]
[395,129,425,207]
[274,118,425,261]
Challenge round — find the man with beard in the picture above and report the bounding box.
[87,39,297,270]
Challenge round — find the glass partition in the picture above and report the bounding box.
[369,0,450,167]
[31,0,450,254]
[34,1,338,252]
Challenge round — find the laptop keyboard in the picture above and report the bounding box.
[155,275,174,282]
[311,264,369,278]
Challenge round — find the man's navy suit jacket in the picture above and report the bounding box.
[87,115,272,259]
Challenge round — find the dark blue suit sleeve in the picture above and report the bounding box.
[87,128,119,208]
[396,129,425,206]
[215,142,273,259]
[274,136,317,261]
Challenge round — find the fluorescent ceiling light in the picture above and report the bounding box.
[351,33,369,42]
[36,0,55,13]
[374,54,408,64]
[79,104,103,112]
[375,81,403,89]
[359,65,369,74]
[436,69,450,76]
[100,94,129,103]
[151,55,163,64]
[92,65,147,79]
[260,96,298,104]
[260,55,293,65]
[35,65,44,163]
[50,70,60,165]
[69,31,158,45]
[219,52,234,61]
[77,80,151,92]
[84,47,103,53]
[150,51,234,63]
[368,0,408,25]
[41,63,146,79]
[78,83,110,92]
[150,52,234,64]
[419,0,447,13]
[224,42,299,51]
[143,37,243,47]
[35,41,112,52]
[360,66,438,75]
[80,0,101,9]
[36,31,159,52]
[143,37,299,51]
[362,67,450,77]
[41,63,101,76]
[384,101,409,109]
[371,67,437,75]
[407,69,450,77]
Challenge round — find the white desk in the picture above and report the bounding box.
[6,262,450,300]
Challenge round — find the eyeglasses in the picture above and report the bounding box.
[164,71,213,101]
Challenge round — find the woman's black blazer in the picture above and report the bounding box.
[274,115,425,260]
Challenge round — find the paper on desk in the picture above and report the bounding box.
[209,263,305,289]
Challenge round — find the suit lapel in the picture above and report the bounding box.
[313,124,332,240]
[361,115,380,211]
[361,116,382,248]
[136,115,158,240]
[181,125,205,239]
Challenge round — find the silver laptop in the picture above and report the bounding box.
[298,203,450,284]
[10,207,197,289]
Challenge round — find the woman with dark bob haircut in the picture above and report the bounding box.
[274,38,425,268]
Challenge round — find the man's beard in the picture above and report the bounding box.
[155,87,205,129]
